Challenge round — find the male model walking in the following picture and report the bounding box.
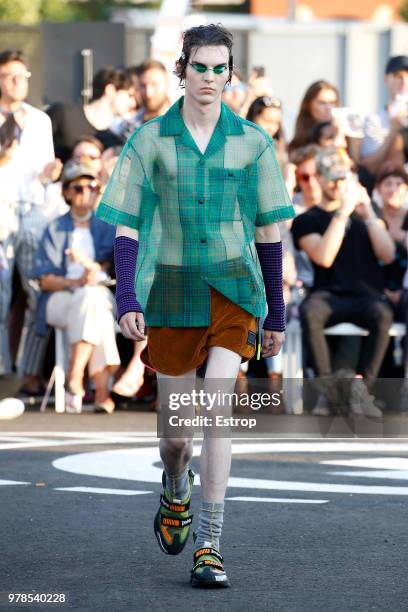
[97,24,295,588]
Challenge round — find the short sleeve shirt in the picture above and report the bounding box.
[96,96,295,327]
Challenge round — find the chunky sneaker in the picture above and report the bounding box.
[154,469,194,555]
[190,541,230,588]
[349,378,382,417]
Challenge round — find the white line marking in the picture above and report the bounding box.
[226,496,328,504]
[54,487,153,496]
[322,458,408,469]
[53,446,408,496]
[329,470,408,481]
[0,479,30,486]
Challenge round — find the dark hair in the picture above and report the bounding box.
[289,80,339,153]
[311,121,335,144]
[92,67,131,101]
[246,96,283,139]
[0,50,28,99]
[174,24,234,86]
[126,65,143,79]
[0,113,19,162]
[72,135,103,154]
[375,164,408,186]
[0,49,26,68]
[289,144,320,166]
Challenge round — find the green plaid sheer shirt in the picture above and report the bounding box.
[96,96,295,327]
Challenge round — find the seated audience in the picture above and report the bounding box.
[291,148,395,416]
[31,160,119,414]
[246,96,287,170]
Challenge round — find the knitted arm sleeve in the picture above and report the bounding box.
[255,241,285,332]
[114,236,143,322]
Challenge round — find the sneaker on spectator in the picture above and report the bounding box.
[311,393,331,416]
[349,378,382,417]
[0,398,25,420]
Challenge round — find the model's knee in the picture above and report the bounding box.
[162,437,194,453]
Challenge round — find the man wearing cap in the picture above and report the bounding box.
[360,55,408,176]
[31,160,118,414]
[291,147,395,416]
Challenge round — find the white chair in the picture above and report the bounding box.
[40,328,67,413]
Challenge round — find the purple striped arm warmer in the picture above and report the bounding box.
[114,236,143,322]
[255,241,286,332]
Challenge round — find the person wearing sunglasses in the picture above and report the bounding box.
[31,160,119,415]
[96,24,294,589]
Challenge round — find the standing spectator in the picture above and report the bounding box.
[136,59,170,124]
[31,160,118,414]
[0,50,55,392]
[47,67,132,162]
[291,148,395,415]
[115,60,171,143]
[289,81,340,153]
[360,56,408,177]
[246,96,287,170]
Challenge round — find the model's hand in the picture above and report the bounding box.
[261,330,285,358]
[119,311,146,341]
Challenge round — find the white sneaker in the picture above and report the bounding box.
[0,398,25,420]
[311,394,331,416]
[349,379,382,417]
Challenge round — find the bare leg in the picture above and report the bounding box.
[157,368,196,496]
[67,341,93,394]
[113,339,147,396]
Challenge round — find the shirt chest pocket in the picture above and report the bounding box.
[208,167,249,221]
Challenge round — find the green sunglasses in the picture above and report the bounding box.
[189,62,228,75]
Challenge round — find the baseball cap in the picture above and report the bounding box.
[61,159,99,186]
[385,55,408,74]
[315,147,351,181]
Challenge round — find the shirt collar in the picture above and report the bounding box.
[160,95,244,137]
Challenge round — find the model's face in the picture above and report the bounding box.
[309,88,338,122]
[378,176,408,208]
[72,142,102,173]
[0,60,30,104]
[296,158,322,206]
[140,68,168,112]
[184,45,230,106]
[386,70,408,99]
[253,106,281,138]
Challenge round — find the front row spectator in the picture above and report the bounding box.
[291,148,395,416]
[31,161,119,414]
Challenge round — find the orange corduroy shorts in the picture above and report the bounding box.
[140,286,257,376]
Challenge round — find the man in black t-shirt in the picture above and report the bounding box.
[291,148,395,415]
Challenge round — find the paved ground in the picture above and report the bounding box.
[1,409,408,612]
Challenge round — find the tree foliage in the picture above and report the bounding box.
[0,0,118,23]
[400,1,408,22]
